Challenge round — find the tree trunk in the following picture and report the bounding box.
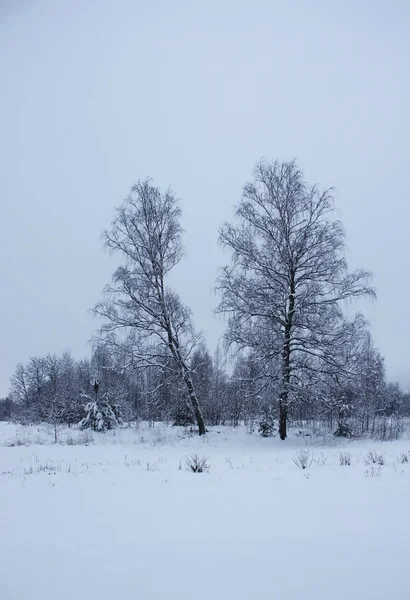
[166,321,207,436]
[191,395,206,435]
[183,368,206,435]
[279,281,294,441]
[279,393,287,440]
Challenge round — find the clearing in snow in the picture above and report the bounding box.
[1,422,409,600]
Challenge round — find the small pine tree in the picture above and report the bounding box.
[258,411,277,437]
[79,379,122,432]
[104,391,123,428]
[333,422,352,438]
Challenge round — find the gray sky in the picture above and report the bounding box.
[1,0,409,396]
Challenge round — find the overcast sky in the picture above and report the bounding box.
[1,0,409,396]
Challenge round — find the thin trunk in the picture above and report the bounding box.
[160,274,206,435]
[165,321,206,435]
[279,277,295,441]
[279,340,290,440]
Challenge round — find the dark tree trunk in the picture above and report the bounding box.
[279,394,287,440]
[279,278,295,441]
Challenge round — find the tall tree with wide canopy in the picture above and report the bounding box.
[217,160,375,439]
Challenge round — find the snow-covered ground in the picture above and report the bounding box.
[1,422,409,600]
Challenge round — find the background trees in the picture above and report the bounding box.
[5,340,406,442]
[0,397,13,421]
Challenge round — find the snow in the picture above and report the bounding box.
[1,422,410,600]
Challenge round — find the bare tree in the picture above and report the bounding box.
[43,354,64,442]
[10,363,31,412]
[46,394,65,443]
[217,159,375,440]
[10,357,47,423]
[354,332,385,433]
[93,179,206,434]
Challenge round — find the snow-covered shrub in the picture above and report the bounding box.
[152,428,166,446]
[258,414,276,437]
[185,454,209,473]
[314,452,327,466]
[365,465,382,478]
[292,449,313,470]
[5,437,27,447]
[246,419,257,434]
[365,451,385,466]
[333,423,352,438]
[294,429,311,438]
[397,451,409,464]
[79,392,122,432]
[65,431,93,445]
[224,457,235,470]
[339,451,352,466]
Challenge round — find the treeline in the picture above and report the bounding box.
[2,338,409,440]
[3,159,409,439]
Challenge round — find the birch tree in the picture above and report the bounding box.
[354,333,385,433]
[217,159,375,440]
[93,178,206,434]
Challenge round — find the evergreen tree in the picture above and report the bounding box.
[79,379,122,432]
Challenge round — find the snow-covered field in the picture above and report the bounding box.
[1,422,409,600]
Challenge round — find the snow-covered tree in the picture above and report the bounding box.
[217,159,375,439]
[79,379,122,432]
[93,178,206,434]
